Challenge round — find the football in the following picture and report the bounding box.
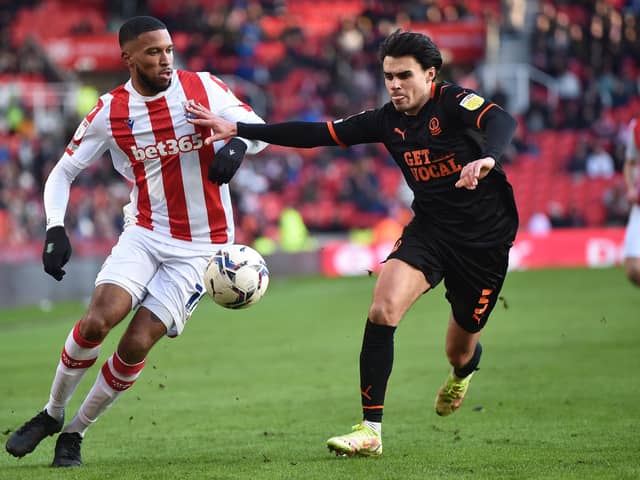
[204,244,270,309]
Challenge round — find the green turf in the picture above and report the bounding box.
[1,268,639,479]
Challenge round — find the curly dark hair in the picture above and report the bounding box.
[378,29,443,72]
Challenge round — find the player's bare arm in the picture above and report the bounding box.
[455,157,496,190]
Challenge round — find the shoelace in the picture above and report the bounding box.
[444,381,466,398]
[16,412,49,434]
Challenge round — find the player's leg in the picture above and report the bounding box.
[53,306,167,467]
[623,205,640,286]
[53,241,209,466]
[434,243,510,416]
[362,259,429,419]
[624,257,640,286]
[327,258,430,457]
[5,284,132,459]
[434,315,482,416]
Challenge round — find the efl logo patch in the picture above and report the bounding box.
[459,93,484,111]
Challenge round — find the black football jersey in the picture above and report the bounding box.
[328,82,519,247]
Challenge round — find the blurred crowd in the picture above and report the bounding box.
[0,0,638,251]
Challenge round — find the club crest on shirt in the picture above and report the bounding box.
[459,93,484,111]
[428,117,442,136]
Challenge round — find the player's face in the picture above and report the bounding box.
[383,56,436,115]
[122,29,174,96]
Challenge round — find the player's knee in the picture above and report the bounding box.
[79,311,113,342]
[368,300,400,326]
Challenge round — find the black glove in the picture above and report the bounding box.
[42,226,72,281]
[208,138,247,185]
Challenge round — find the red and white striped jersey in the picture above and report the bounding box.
[44,70,267,245]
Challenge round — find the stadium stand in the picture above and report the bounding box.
[0,0,637,250]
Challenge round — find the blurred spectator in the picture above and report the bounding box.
[566,137,590,175]
[527,211,552,235]
[524,87,553,131]
[548,201,586,228]
[586,142,615,178]
[2,0,638,253]
[339,154,389,217]
[603,181,631,226]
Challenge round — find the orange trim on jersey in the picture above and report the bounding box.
[438,84,449,101]
[476,103,497,129]
[326,121,347,147]
[362,405,384,410]
[430,82,437,100]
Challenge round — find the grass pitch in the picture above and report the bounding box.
[1,267,639,479]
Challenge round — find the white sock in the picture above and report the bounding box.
[64,352,145,435]
[364,420,382,436]
[45,322,102,422]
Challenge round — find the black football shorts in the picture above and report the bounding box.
[386,219,511,333]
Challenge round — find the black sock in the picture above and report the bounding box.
[454,342,482,378]
[359,319,396,422]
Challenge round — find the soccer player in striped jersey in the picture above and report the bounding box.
[5,16,267,467]
[186,30,519,457]
[623,118,640,286]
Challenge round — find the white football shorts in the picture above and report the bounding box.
[95,225,222,337]
[623,204,640,259]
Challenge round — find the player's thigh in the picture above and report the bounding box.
[370,258,431,326]
[95,226,159,306]
[143,250,209,338]
[83,283,136,332]
[386,218,445,290]
[443,244,510,334]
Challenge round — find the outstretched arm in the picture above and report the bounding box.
[186,102,338,148]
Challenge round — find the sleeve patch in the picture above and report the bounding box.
[459,93,485,111]
[72,119,90,142]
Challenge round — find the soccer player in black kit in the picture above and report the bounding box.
[186,29,519,457]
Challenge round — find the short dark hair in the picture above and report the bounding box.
[118,16,167,48]
[378,29,443,72]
